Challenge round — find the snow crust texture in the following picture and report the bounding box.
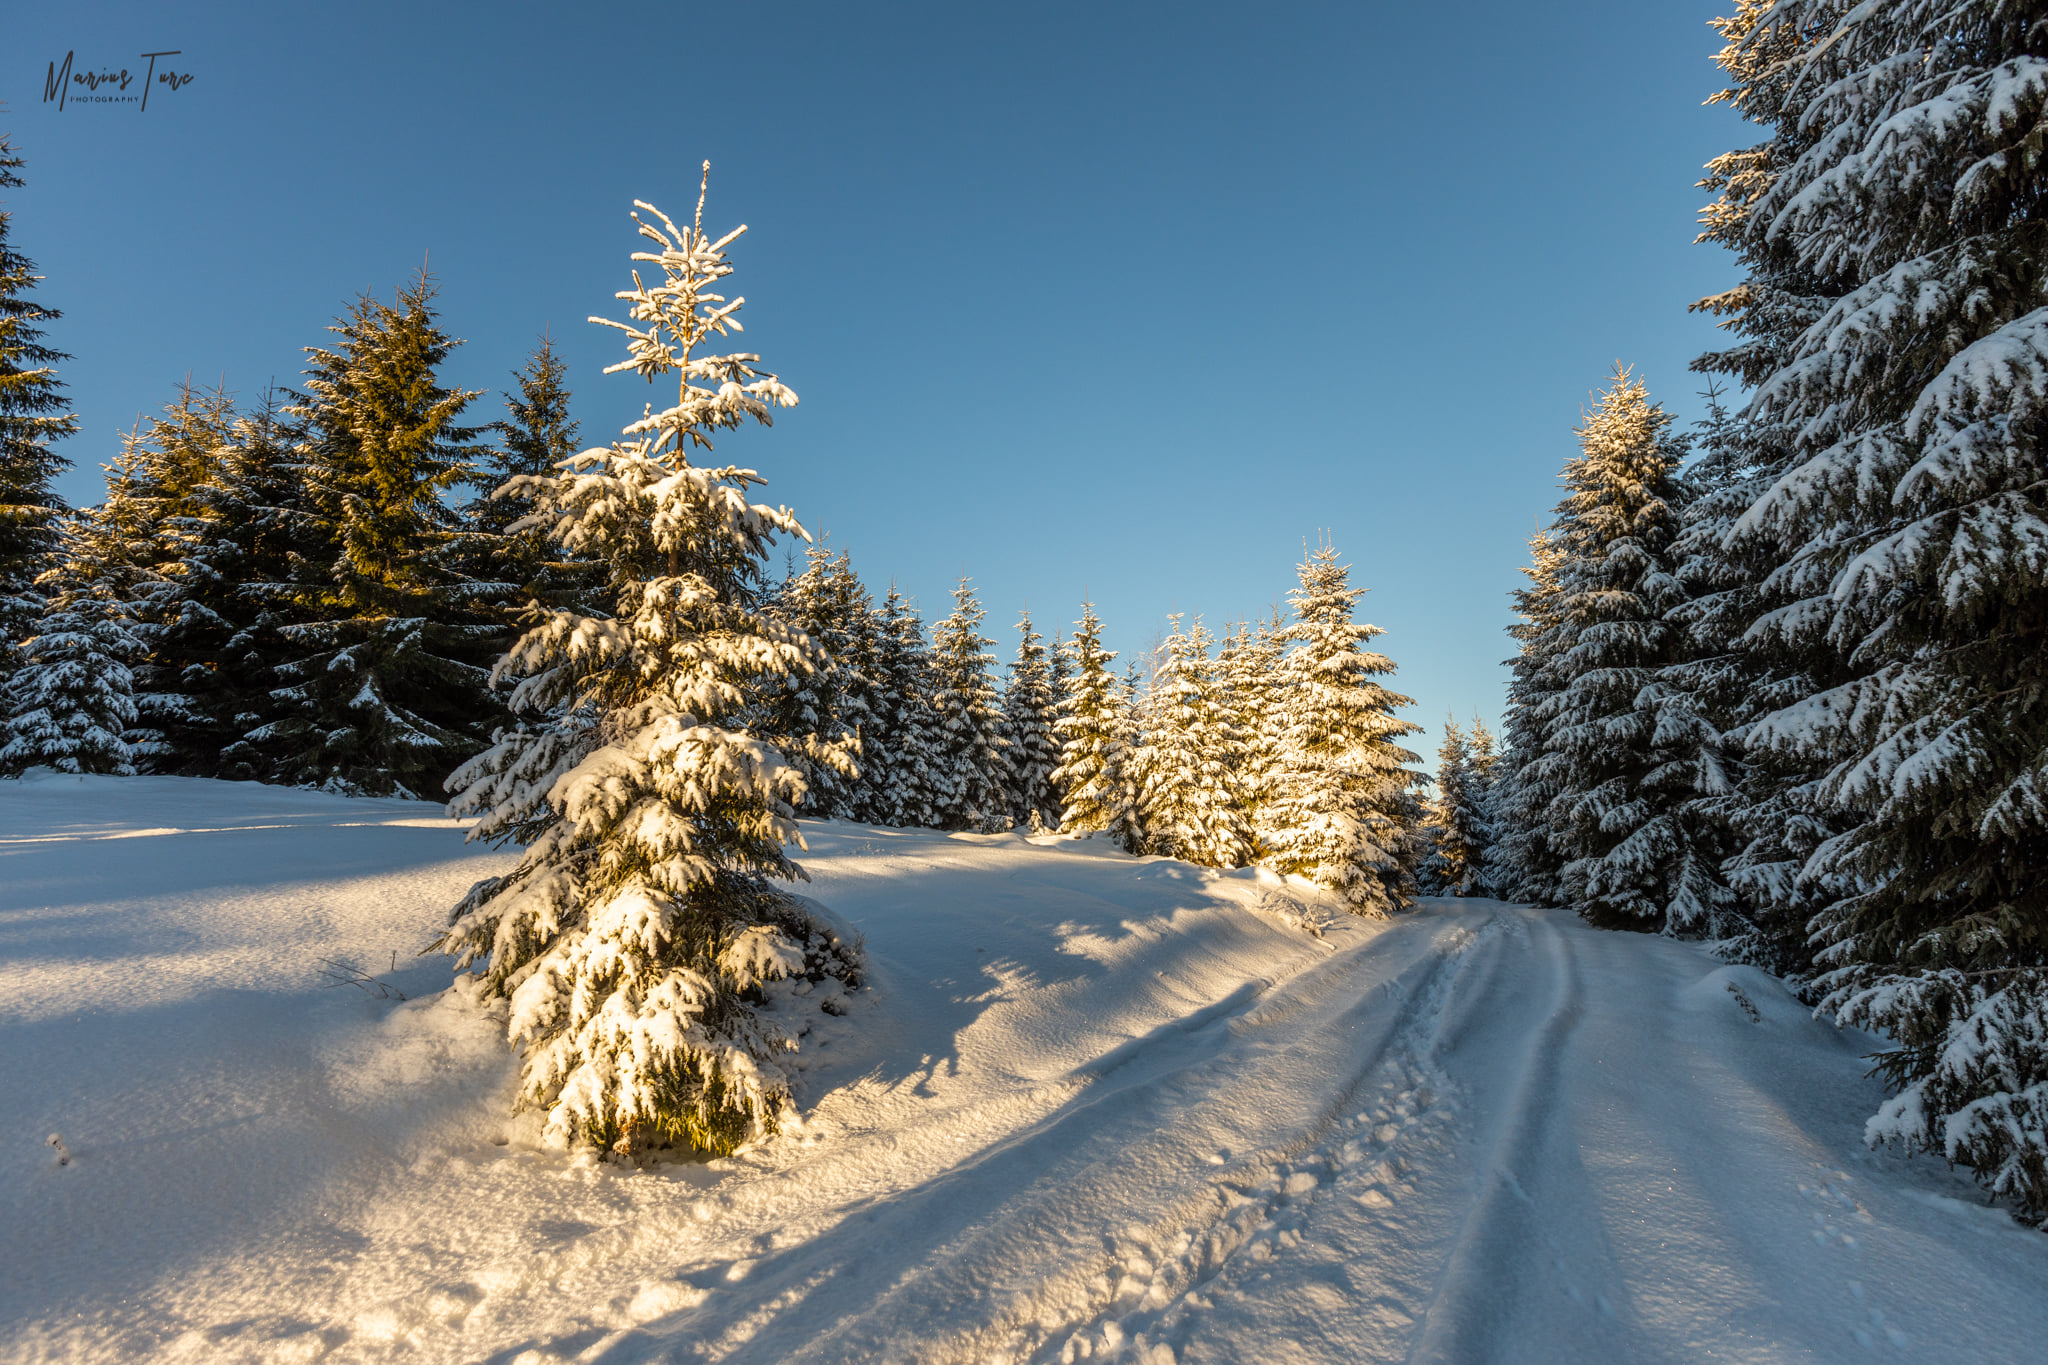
[4,776,2046,1363]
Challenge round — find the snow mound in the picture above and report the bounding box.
[5,781,2047,1364]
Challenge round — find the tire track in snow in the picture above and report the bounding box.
[1016,914,1501,1365]
[1403,907,1589,1365]
[586,911,1494,1364]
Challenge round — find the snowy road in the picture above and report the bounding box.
[3,778,2045,1363]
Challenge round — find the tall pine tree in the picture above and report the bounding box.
[1702,0,2048,1219]
[1532,368,1735,931]
[0,133,78,759]
[263,275,497,796]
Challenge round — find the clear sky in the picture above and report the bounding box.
[5,0,1746,758]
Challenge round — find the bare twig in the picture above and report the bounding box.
[317,958,406,1000]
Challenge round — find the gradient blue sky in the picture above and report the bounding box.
[6,0,1747,756]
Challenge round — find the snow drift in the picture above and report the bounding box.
[3,775,2045,1363]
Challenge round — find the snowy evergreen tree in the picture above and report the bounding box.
[1262,543,1423,914]
[117,382,240,770]
[0,509,142,776]
[1002,609,1062,830]
[262,274,498,796]
[0,133,78,757]
[183,394,326,781]
[1493,528,1570,905]
[1655,387,1824,962]
[1134,615,1251,867]
[760,546,871,820]
[463,333,596,629]
[1527,368,1738,932]
[1465,713,1504,894]
[929,577,1014,831]
[1051,601,1136,842]
[1223,610,1288,859]
[437,178,859,1157]
[1421,716,1487,897]
[1698,0,2048,1219]
[862,585,945,828]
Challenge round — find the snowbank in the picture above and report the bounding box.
[3,777,2045,1363]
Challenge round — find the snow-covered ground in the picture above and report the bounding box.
[3,776,2044,1364]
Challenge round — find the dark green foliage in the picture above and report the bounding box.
[460,334,597,635]
[0,134,77,663]
[259,274,497,797]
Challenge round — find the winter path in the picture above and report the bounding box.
[2,778,2044,1363]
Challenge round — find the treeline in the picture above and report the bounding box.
[757,543,1436,914]
[0,286,582,797]
[1487,3,2048,1223]
[0,131,1449,920]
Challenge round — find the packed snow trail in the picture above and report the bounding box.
[3,778,2045,1363]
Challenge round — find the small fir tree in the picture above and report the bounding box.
[118,382,240,770]
[1224,610,1288,857]
[463,333,596,628]
[1492,527,1569,905]
[1420,716,1486,896]
[187,394,327,781]
[436,176,859,1156]
[0,510,143,776]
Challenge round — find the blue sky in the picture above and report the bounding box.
[5,0,1746,755]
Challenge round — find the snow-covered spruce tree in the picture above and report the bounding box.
[1224,610,1287,857]
[0,133,78,754]
[460,334,598,635]
[116,382,240,771]
[929,577,1015,830]
[0,508,143,776]
[1701,0,2048,1219]
[1134,615,1251,867]
[436,180,860,1157]
[180,393,326,781]
[861,585,945,828]
[1491,528,1569,905]
[1680,2,1866,976]
[1002,609,1062,830]
[1653,387,1820,962]
[1051,601,1134,839]
[263,275,498,796]
[1420,716,1487,897]
[1533,368,1740,932]
[1465,712,1503,893]
[1263,543,1423,914]
[1467,713,1499,792]
[1116,658,1157,853]
[759,546,869,820]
